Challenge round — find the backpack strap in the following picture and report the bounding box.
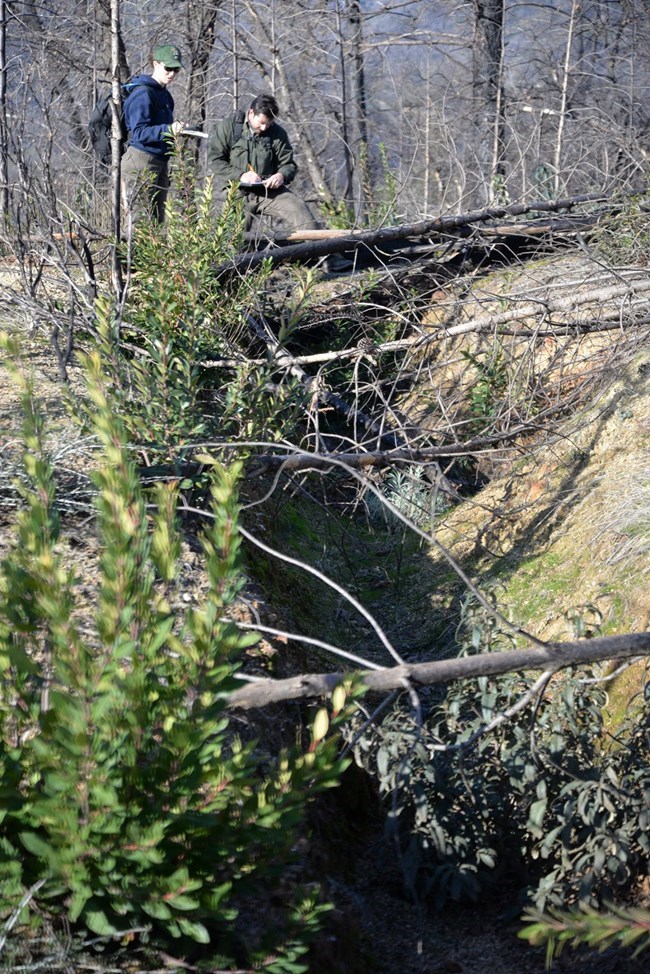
[231,110,246,149]
[121,82,144,144]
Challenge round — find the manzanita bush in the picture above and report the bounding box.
[354,592,649,914]
[0,338,350,972]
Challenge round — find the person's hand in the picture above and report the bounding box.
[170,121,184,135]
[240,170,262,185]
[263,172,284,190]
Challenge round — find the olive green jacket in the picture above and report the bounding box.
[208,117,298,191]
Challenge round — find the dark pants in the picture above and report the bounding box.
[121,147,170,226]
[216,184,320,237]
[245,186,320,233]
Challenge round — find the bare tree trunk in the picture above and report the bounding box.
[553,0,579,197]
[97,0,130,81]
[423,62,431,215]
[472,0,507,205]
[270,0,277,91]
[0,0,8,228]
[110,0,123,295]
[184,0,220,162]
[348,0,367,152]
[335,0,354,204]
[231,0,239,105]
[347,0,369,223]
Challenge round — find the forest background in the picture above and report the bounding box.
[2,0,650,231]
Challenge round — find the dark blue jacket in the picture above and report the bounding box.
[123,75,174,158]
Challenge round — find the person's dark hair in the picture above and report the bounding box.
[249,94,279,119]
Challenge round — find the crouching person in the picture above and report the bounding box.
[207,93,321,236]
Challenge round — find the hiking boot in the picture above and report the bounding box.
[323,253,354,274]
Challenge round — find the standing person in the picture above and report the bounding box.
[207,93,321,236]
[121,44,184,226]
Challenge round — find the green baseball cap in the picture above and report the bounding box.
[153,44,183,68]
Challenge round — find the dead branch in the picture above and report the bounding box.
[241,435,525,477]
[226,631,650,709]
[202,306,650,371]
[215,189,645,276]
[244,312,409,449]
[380,270,650,354]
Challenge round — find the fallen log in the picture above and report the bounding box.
[215,187,648,277]
[276,214,599,244]
[226,631,650,709]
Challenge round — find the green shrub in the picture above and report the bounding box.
[100,152,308,469]
[0,340,349,971]
[353,592,649,913]
[460,346,510,432]
[365,464,452,531]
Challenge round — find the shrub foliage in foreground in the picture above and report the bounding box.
[0,341,348,972]
[520,901,650,969]
[354,594,649,913]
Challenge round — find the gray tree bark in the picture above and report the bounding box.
[184,0,221,162]
[471,0,506,204]
[0,0,8,227]
[227,631,650,709]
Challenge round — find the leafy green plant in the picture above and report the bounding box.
[520,902,650,969]
[353,590,649,913]
[491,173,511,207]
[0,339,350,970]
[564,602,603,639]
[531,163,558,202]
[363,143,399,228]
[98,153,309,470]
[365,465,450,531]
[320,198,356,230]
[461,347,509,429]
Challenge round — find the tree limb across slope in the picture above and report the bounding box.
[226,631,650,709]
[216,188,648,275]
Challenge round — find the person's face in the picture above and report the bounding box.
[152,60,180,86]
[247,110,273,134]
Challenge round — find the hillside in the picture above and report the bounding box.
[406,250,650,706]
[260,248,650,974]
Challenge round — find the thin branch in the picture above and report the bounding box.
[236,523,405,667]
[232,620,384,671]
[201,305,650,369]
[0,879,46,955]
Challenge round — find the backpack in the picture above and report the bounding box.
[89,97,246,167]
[88,82,141,166]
